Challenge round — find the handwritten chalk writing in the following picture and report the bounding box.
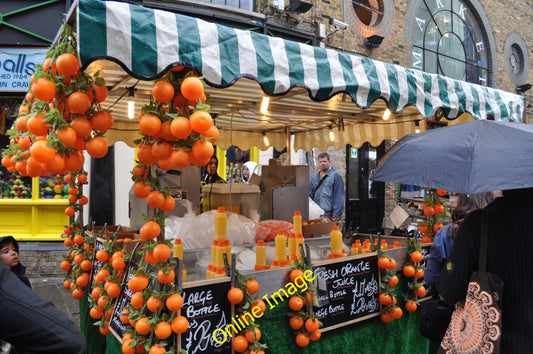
[186,304,221,318]
[183,290,213,307]
[350,296,379,315]
[314,267,338,281]
[328,303,345,314]
[341,260,371,276]
[329,289,347,299]
[332,277,354,289]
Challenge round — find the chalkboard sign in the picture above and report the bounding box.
[312,254,380,331]
[180,278,232,354]
[109,262,138,340]
[89,239,106,294]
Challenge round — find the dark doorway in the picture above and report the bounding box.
[345,142,385,234]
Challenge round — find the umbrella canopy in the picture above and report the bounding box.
[371,120,533,194]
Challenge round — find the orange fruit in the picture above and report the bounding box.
[436,189,447,197]
[133,182,151,199]
[91,111,114,131]
[170,116,192,139]
[146,191,165,209]
[171,315,189,334]
[56,53,80,77]
[414,268,424,279]
[139,114,162,138]
[128,274,149,292]
[180,77,204,101]
[95,249,109,262]
[157,268,175,284]
[388,275,399,287]
[251,299,266,316]
[91,83,108,103]
[140,221,161,240]
[403,265,416,277]
[245,327,261,343]
[135,317,152,335]
[415,285,426,297]
[246,279,259,295]
[171,148,191,168]
[289,315,304,330]
[405,301,418,312]
[137,144,157,165]
[68,92,91,114]
[227,287,244,304]
[153,243,171,262]
[60,260,71,271]
[290,269,305,283]
[411,251,423,263]
[189,110,213,133]
[381,312,393,323]
[288,296,304,311]
[418,224,429,234]
[27,115,50,137]
[424,206,435,217]
[130,291,145,309]
[433,223,444,233]
[166,293,184,311]
[155,321,172,339]
[147,295,162,312]
[159,195,176,212]
[391,306,403,319]
[305,318,320,332]
[151,141,172,160]
[106,283,121,298]
[309,329,322,341]
[30,140,57,164]
[86,137,108,158]
[434,204,445,214]
[32,78,56,101]
[201,125,219,142]
[295,333,310,347]
[232,335,248,352]
[378,292,392,306]
[152,81,175,103]
[70,117,93,138]
[71,288,84,299]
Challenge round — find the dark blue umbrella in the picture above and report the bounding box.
[371,120,533,194]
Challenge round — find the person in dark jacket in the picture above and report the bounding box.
[0,261,87,353]
[0,236,31,288]
[202,156,225,184]
[437,187,533,353]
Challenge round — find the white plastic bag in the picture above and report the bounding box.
[309,197,325,219]
[165,210,257,249]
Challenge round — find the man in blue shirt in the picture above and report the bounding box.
[309,152,344,221]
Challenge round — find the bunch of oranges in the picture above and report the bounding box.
[417,188,448,242]
[228,274,267,354]
[377,253,403,323]
[402,240,426,313]
[286,269,322,348]
[1,25,112,178]
[88,245,131,335]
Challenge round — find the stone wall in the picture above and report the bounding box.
[18,242,67,278]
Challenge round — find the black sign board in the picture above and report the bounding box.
[89,239,106,294]
[180,278,232,354]
[312,255,380,330]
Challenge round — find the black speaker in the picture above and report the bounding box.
[365,35,384,48]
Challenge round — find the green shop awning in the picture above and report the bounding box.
[77,0,524,124]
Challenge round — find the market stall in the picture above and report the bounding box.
[10,0,526,353]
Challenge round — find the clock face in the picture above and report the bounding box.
[404,0,497,86]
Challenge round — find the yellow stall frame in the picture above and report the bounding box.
[0,178,68,241]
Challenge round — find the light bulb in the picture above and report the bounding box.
[263,133,270,146]
[128,99,135,119]
[382,108,391,121]
[260,96,270,114]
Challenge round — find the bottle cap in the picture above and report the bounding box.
[294,211,301,216]
[218,207,225,213]
[296,233,304,239]
[174,238,182,245]
[257,240,265,246]
[289,233,295,238]
[355,239,361,244]
[333,226,340,231]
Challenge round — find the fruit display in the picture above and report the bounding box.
[0,173,31,199]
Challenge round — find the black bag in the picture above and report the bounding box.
[438,213,504,354]
[419,297,454,341]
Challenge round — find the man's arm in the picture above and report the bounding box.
[332,173,344,220]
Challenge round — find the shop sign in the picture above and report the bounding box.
[0,47,47,92]
[350,147,358,159]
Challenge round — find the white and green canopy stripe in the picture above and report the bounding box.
[77,0,524,122]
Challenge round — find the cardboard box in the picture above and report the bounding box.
[302,219,334,238]
[96,233,145,253]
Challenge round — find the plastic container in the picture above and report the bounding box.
[330,226,343,256]
[173,238,183,259]
[214,207,227,241]
[201,183,260,219]
[293,211,302,235]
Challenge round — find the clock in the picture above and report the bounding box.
[404,0,498,87]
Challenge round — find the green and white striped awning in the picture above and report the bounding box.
[77,0,524,125]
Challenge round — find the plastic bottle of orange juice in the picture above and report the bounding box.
[214,207,227,241]
[293,211,302,235]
